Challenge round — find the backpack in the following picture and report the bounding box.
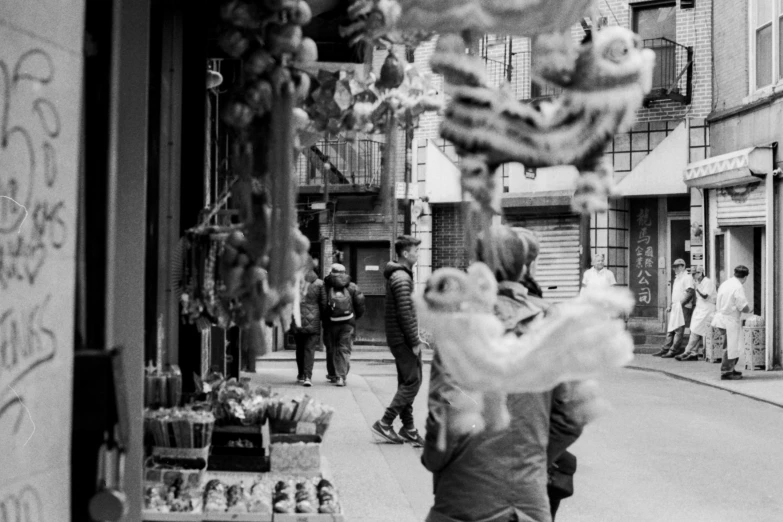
[328,285,354,321]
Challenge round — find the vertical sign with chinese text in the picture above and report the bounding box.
[629,199,658,317]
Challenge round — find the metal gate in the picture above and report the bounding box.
[510,216,581,302]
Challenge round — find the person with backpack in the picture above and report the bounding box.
[322,263,365,387]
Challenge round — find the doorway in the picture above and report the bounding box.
[333,241,390,342]
[668,216,691,283]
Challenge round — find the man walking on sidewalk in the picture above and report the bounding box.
[372,235,425,446]
[654,259,694,358]
[323,263,365,387]
[711,265,752,380]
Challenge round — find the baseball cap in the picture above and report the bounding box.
[673,258,686,267]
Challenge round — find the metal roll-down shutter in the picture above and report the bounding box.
[510,215,581,302]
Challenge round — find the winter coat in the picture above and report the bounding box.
[384,261,419,348]
[322,273,366,327]
[422,281,585,522]
[295,272,325,335]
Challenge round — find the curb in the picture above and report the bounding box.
[625,365,783,410]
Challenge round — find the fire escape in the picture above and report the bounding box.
[642,37,694,106]
[477,33,693,107]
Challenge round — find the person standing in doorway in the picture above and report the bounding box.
[322,263,365,387]
[293,268,326,387]
[711,265,752,380]
[372,235,425,446]
[581,253,617,290]
[654,259,694,358]
[676,266,716,361]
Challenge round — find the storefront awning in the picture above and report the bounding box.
[683,147,773,188]
[615,122,689,196]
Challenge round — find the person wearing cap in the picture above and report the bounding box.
[321,263,365,387]
[581,253,617,291]
[654,258,694,358]
[675,266,716,361]
[711,265,752,380]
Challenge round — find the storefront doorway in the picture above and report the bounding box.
[333,241,390,342]
[668,216,691,281]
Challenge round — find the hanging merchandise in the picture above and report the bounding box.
[395,0,595,36]
[217,0,320,353]
[431,27,655,215]
[416,262,634,437]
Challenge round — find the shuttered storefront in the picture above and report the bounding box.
[509,215,581,301]
[716,182,766,226]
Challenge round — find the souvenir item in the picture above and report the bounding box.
[432,27,655,214]
[416,262,634,434]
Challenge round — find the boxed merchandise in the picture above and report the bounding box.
[209,425,268,473]
[269,442,321,476]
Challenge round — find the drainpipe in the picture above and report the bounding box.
[766,155,779,369]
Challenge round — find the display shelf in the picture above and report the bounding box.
[273,513,344,522]
[205,512,273,521]
[142,512,203,521]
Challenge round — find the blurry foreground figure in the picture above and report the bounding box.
[422,225,610,522]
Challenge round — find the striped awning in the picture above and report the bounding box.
[683,147,773,188]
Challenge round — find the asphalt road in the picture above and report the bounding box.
[354,361,783,522]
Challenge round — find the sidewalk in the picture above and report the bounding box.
[260,345,435,364]
[627,354,783,408]
[241,366,431,522]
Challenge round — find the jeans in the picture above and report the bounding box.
[663,326,686,354]
[715,327,739,374]
[323,327,336,378]
[294,333,318,379]
[328,323,355,379]
[382,343,423,429]
[682,333,704,356]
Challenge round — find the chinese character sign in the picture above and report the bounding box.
[629,199,658,317]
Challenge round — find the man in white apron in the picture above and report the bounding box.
[654,259,694,358]
[711,265,752,380]
[675,266,716,361]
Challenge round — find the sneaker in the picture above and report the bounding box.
[371,420,404,444]
[682,353,699,361]
[398,427,425,447]
[652,349,669,357]
[335,377,346,387]
[326,375,338,383]
[303,378,312,387]
[721,373,742,380]
[297,375,305,384]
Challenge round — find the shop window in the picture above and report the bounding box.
[750,0,783,90]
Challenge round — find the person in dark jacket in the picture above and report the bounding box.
[371,235,425,445]
[421,225,585,522]
[322,263,365,387]
[293,269,326,387]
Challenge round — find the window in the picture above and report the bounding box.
[632,2,677,91]
[751,0,783,90]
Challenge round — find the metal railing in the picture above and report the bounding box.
[296,138,383,187]
[476,35,564,102]
[642,37,693,104]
